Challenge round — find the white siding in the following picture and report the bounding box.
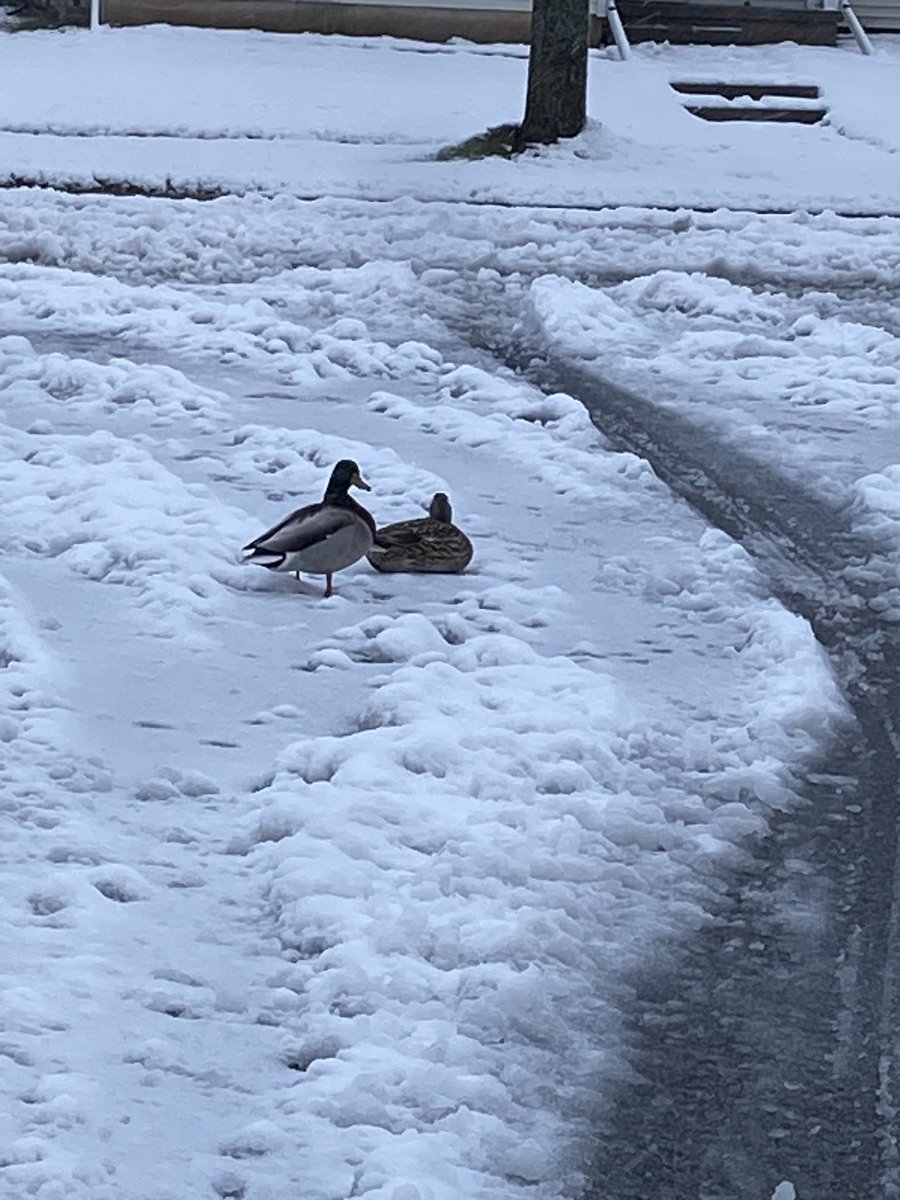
[848,0,900,27]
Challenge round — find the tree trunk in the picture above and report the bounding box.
[520,0,590,145]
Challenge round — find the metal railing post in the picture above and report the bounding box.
[841,0,874,53]
[592,0,631,59]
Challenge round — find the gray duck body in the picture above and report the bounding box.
[242,459,375,596]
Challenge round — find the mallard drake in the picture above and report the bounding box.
[242,459,376,598]
[366,492,473,574]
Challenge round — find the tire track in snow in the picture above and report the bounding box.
[469,336,900,1199]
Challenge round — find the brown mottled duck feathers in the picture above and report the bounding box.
[366,492,473,575]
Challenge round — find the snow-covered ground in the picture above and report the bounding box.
[1,21,896,1200]
[3,26,900,211]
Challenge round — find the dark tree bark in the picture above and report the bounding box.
[520,0,590,144]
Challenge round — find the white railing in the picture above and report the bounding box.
[840,0,875,50]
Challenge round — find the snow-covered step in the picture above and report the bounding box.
[671,78,828,123]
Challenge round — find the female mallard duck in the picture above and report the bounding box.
[366,492,473,574]
[242,459,376,598]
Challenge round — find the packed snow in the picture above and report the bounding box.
[3,18,897,1200]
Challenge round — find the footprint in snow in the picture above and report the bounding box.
[152,968,204,987]
[0,1043,35,1067]
[135,767,221,802]
[219,1120,283,1160]
[28,890,69,917]
[245,703,302,725]
[212,1172,247,1199]
[89,865,152,903]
